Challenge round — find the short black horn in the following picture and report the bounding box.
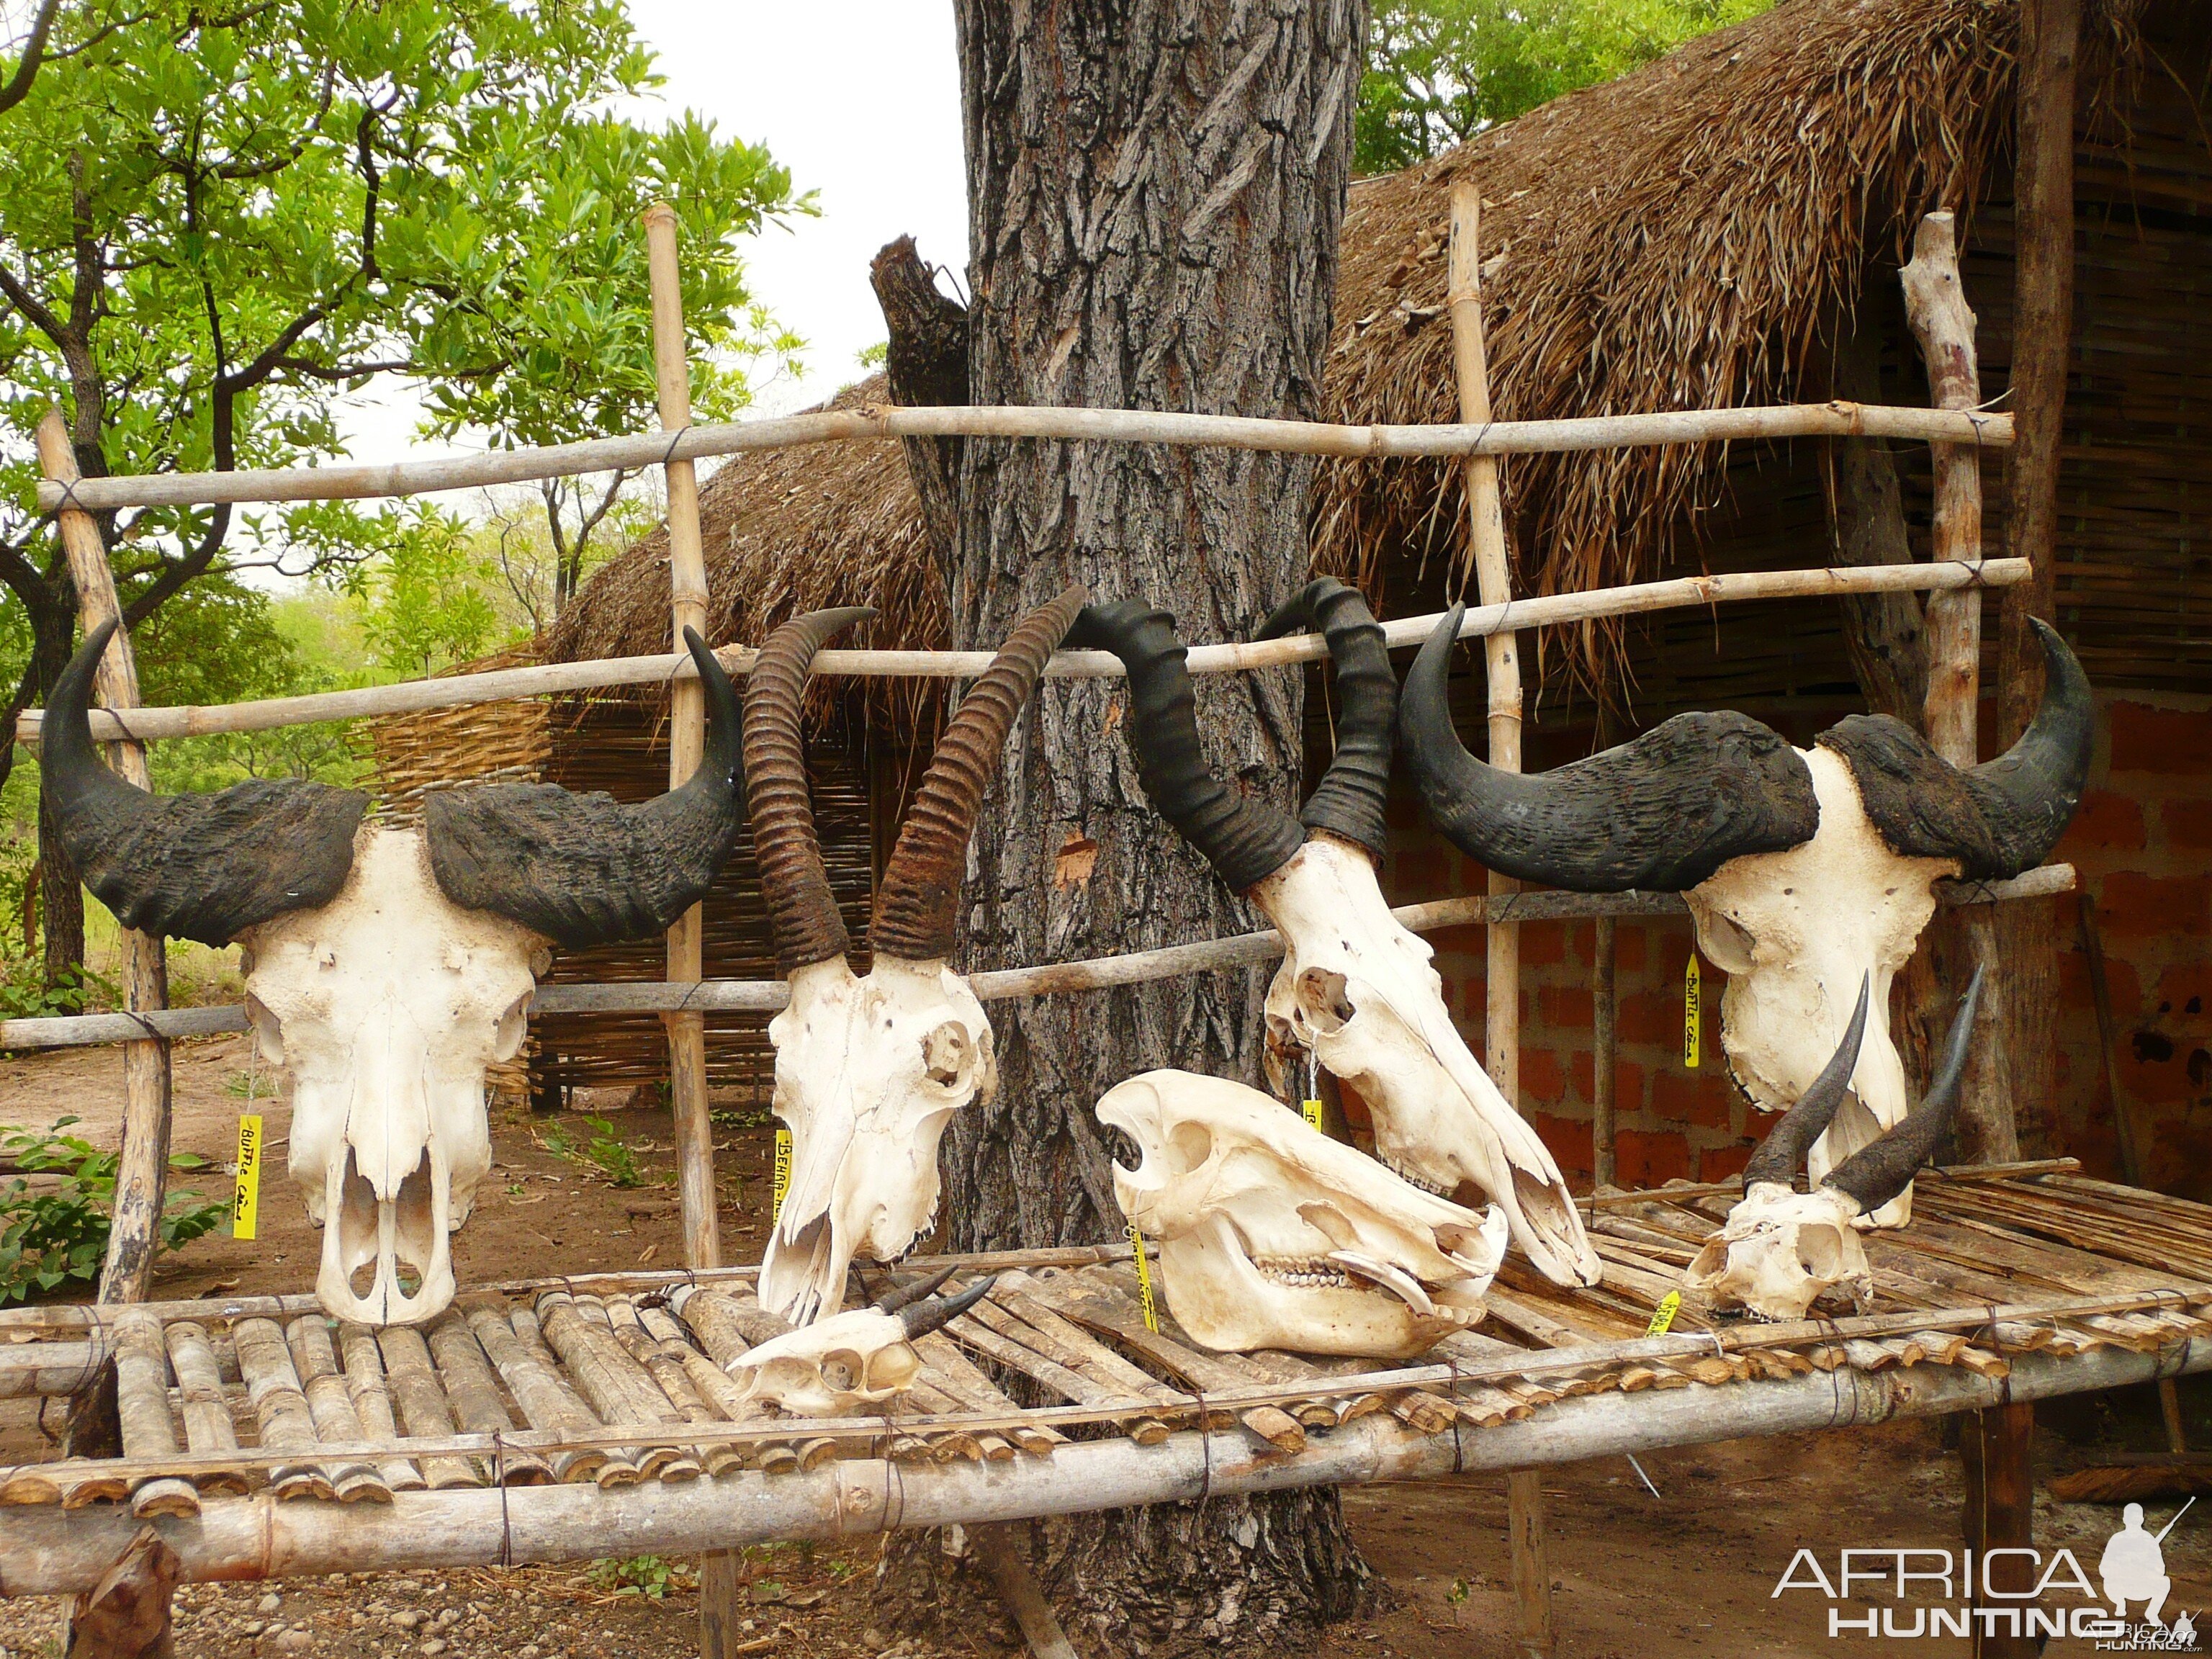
[39,621,367,945]
[425,628,749,950]
[899,1274,996,1339]
[1740,976,1871,1190]
[1399,608,1820,892]
[1256,578,1394,858]
[1962,619,2094,878]
[1823,966,1984,1213]
[1069,600,1303,892]
[872,1264,957,1316]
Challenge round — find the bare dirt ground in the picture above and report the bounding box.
[2,1036,2208,1658]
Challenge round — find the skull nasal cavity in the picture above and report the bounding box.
[1298,968,1355,1032]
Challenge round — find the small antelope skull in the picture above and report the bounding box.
[750,590,1086,1326]
[723,1270,994,1417]
[1072,582,1600,1287]
[1402,611,2090,1225]
[42,622,748,1325]
[1100,1069,1508,1356]
[1688,968,1981,1321]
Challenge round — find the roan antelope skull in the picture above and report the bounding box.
[42,621,748,1326]
[749,589,1086,1326]
[1687,968,1980,1321]
[1100,1069,1509,1356]
[723,1269,994,1417]
[1401,611,2090,1224]
[1071,582,1600,1286]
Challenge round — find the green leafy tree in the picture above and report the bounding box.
[1357,0,1775,173]
[0,0,806,979]
[347,505,503,678]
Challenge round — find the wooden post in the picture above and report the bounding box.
[1451,178,1551,1655]
[1591,917,1617,1190]
[641,201,739,1659]
[973,1524,1081,1659]
[1900,213,2010,1164]
[1964,1402,2038,1659]
[34,413,174,1305]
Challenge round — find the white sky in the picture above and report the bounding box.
[336,1,969,457]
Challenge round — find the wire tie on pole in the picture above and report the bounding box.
[493,1429,514,1568]
[660,426,692,472]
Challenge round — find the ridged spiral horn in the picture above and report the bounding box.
[1398,606,1820,892]
[872,586,1087,962]
[1738,976,1871,1190]
[1255,577,1395,858]
[425,627,748,949]
[744,608,874,976]
[38,620,367,947]
[1067,600,1305,893]
[1822,966,1984,1212]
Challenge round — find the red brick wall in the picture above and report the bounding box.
[1371,692,2212,1197]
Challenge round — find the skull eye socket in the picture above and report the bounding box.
[1795,1225,1845,1280]
[245,993,285,1067]
[1696,910,1756,975]
[1295,968,1355,1034]
[1165,1120,1214,1175]
[493,992,531,1064]
[820,1350,866,1393]
[921,1021,971,1087]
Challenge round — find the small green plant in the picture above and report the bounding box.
[0,1120,227,1303]
[224,1071,277,1100]
[538,1116,643,1188]
[0,960,120,1024]
[588,1555,691,1599]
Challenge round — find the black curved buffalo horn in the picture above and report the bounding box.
[1068,600,1305,893]
[872,1264,958,1316]
[1256,577,1395,858]
[1823,966,1984,1212]
[39,621,367,946]
[897,1273,997,1339]
[1740,976,1871,1190]
[425,627,747,950]
[1398,607,1820,892]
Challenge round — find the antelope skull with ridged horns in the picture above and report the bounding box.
[41,621,749,1326]
[1071,580,1599,1287]
[1401,611,2090,1226]
[747,588,1086,1326]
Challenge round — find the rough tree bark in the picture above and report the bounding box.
[882,4,1374,1651]
[869,235,968,565]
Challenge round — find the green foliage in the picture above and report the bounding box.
[0,958,115,1020]
[587,1555,693,1600]
[1357,0,1776,173]
[0,1118,225,1303]
[539,1115,644,1189]
[855,340,889,370]
[342,504,505,678]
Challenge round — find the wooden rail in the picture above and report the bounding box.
[35,400,2013,516]
[0,866,2073,1053]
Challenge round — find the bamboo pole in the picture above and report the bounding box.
[642,203,721,1289]
[163,1323,247,1496]
[1901,211,2010,1166]
[34,411,173,1307]
[0,863,2077,1052]
[112,1309,197,1519]
[32,402,2015,518]
[12,555,2032,747]
[1448,179,1551,1658]
[4,1339,2203,1596]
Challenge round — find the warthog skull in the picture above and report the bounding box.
[724,1270,993,1417]
[1403,611,2090,1225]
[1100,1069,1508,1356]
[1072,582,1599,1287]
[750,590,1085,1326]
[43,622,748,1325]
[1688,969,1980,1321]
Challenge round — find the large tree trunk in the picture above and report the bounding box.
[32,621,86,986]
[897,2,1373,1650]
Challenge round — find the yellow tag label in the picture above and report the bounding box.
[772,1128,791,1222]
[1300,1098,1325,1133]
[1683,952,1703,1069]
[1645,1289,1682,1337]
[1127,1220,1160,1334]
[232,1114,264,1241]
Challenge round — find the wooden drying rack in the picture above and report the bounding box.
[4,1164,2209,1596]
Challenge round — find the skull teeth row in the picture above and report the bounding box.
[1380,1156,1453,1199]
[1251,1256,1353,1287]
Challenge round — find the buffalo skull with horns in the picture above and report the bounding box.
[720,1269,997,1417]
[746,588,1086,1326]
[1401,610,2090,1223]
[1071,581,1600,1287]
[1686,968,1982,1321]
[42,621,750,1325]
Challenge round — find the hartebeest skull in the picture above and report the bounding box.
[1071,583,1600,1287]
[1401,611,2090,1224]
[42,621,749,1326]
[749,589,1086,1326]
[1688,969,1981,1321]
[1101,1069,1508,1356]
[721,1270,994,1416]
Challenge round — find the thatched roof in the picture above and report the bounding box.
[549,0,2144,683]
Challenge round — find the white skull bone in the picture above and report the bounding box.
[1685,1182,1871,1323]
[724,1272,994,1416]
[1100,1068,1509,1357]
